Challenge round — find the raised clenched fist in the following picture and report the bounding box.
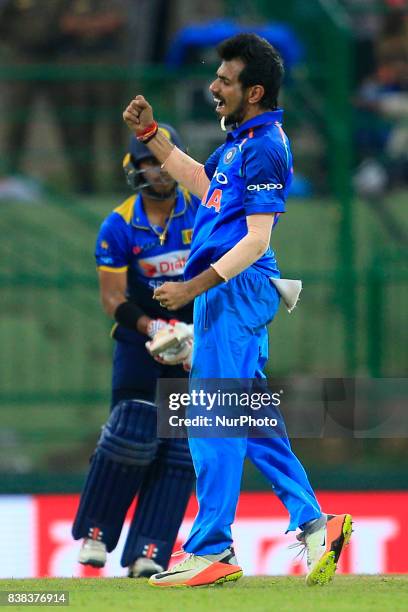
[123,95,155,135]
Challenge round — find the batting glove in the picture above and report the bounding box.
[145,322,194,366]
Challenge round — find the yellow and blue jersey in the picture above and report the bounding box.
[184,110,293,280]
[95,187,200,322]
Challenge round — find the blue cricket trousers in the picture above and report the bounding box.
[183,272,321,555]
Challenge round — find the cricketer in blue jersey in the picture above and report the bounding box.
[124,33,352,588]
[184,109,290,283]
[72,126,199,578]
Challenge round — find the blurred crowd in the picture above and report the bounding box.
[351,1,408,197]
[0,0,406,195]
[0,0,223,193]
[0,0,132,193]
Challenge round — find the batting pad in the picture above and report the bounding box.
[270,278,302,313]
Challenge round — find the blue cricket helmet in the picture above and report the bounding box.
[123,123,185,192]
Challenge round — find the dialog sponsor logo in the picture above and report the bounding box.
[247,183,283,191]
[139,250,189,278]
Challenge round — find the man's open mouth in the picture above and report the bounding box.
[213,97,225,111]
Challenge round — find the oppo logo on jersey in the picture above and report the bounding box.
[215,171,228,185]
[138,250,189,278]
[247,183,283,191]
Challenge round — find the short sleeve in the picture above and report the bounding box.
[204,144,224,180]
[243,141,292,215]
[95,213,130,271]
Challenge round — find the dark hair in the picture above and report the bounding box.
[217,33,284,110]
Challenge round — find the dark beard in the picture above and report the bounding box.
[141,183,176,201]
[224,97,247,127]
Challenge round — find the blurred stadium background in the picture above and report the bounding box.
[0,0,407,578]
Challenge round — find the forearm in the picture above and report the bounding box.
[211,235,268,282]
[161,147,210,199]
[182,215,275,300]
[211,214,274,281]
[101,291,151,334]
[184,266,224,300]
[182,233,268,301]
[101,285,127,318]
[142,130,209,199]
[142,129,176,165]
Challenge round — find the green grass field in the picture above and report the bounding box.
[0,577,407,611]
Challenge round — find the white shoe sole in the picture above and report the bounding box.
[78,551,106,568]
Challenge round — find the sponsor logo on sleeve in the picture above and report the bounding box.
[99,256,114,265]
[246,183,283,191]
[215,172,228,185]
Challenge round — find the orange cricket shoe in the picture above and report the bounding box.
[148,547,243,588]
[300,513,353,586]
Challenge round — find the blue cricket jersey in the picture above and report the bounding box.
[95,187,199,322]
[184,110,293,280]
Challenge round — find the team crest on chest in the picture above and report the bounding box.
[223,147,238,165]
[182,228,193,244]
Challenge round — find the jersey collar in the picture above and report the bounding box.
[228,109,284,140]
[131,188,188,230]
